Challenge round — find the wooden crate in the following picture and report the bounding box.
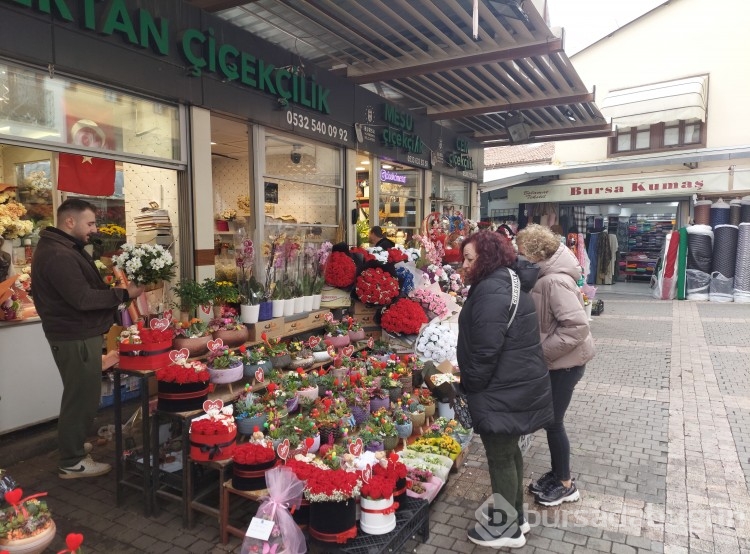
[450,441,470,473]
[247,317,284,341]
[352,301,378,317]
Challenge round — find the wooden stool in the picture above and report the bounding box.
[220,480,266,544]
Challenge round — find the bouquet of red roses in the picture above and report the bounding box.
[191,418,231,435]
[359,473,396,500]
[324,252,357,288]
[156,361,209,383]
[233,443,275,465]
[355,268,399,305]
[286,460,362,502]
[380,298,428,335]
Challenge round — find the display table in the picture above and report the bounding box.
[220,482,430,552]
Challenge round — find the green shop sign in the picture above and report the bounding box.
[381,104,423,154]
[12,0,331,115]
[446,137,474,171]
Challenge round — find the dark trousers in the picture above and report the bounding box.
[545,365,585,481]
[480,433,523,523]
[48,336,103,467]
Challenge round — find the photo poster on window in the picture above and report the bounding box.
[264,182,279,204]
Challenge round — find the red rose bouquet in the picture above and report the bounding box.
[350,246,376,263]
[324,252,357,288]
[233,443,275,465]
[190,418,232,435]
[156,360,209,383]
[286,460,362,502]
[355,268,400,305]
[359,473,395,500]
[387,248,408,264]
[380,298,428,335]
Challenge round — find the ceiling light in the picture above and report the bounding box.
[210,141,217,145]
[355,166,365,171]
[362,160,370,165]
[382,164,393,169]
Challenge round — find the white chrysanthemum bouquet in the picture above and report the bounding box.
[112,243,175,285]
[416,322,457,363]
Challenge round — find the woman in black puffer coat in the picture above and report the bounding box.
[457,231,553,549]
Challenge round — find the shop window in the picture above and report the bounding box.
[433,177,470,218]
[378,163,421,242]
[0,61,182,164]
[610,118,704,156]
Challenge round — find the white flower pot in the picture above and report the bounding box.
[312,293,322,310]
[283,298,295,316]
[437,401,454,420]
[303,295,314,311]
[293,296,305,314]
[359,495,397,535]
[240,304,260,324]
[272,299,285,318]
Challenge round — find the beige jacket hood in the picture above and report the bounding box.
[530,243,595,370]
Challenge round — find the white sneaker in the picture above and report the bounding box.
[84,442,93,454]
[59,455,111,479]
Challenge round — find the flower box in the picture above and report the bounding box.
[406,476,444,503]
[189,427,237,462]
[118,340,173,370]
[157,381,209,412]
[308,499,357,543]
[232,458,279,491]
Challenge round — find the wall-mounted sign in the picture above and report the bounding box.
[380,169,407,184]
[508,171,729,203]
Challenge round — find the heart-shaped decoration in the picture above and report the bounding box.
[308,336,321,348]
[342,345,354,358]
[149,317,170,331]
[323,312,334,323]
[326,345,337,358]
[169,348,190,364]
[207,338,224,352]
[367,336,375,349]
[277,438,290,461]
[4,488,22,505]
[201,304,211,315]
[255,368,265,383]
[203,399,224,413]
[163,309,173,320]
[348,437,363,457]
[362,464,372,483]
[66,532,85,551]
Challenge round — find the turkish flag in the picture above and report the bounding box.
[58,153,116,196]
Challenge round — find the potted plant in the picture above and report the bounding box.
[171,279,211,322]
[283,368,319,403]
[288,340,314,370]
[392,409,413,442]
[173,317,212,357]
[208,305,249,346]
[203,278,240,316]
[0,480,56,554]
[238,274,264,324]
[343,315,367,342]
[308,335,331,363]
[234,392,268,436]
[323,314,351,349]
[380,374,403,403]
[414,387,436,419]
[206,341,244,385]
[356,424,384,453]
[368,386,390,413]
[260,332,291,370]
[239,345,272,380]
[372,409,399,451]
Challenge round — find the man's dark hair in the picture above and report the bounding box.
[370,226,384,238]
[57,198,98,221]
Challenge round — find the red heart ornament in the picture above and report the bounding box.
[367,336,375,348]
[169,348,190,364]
[305,437,315,448]
[203,399,224,413]
[308,336,321,348]
[326,345,337,358]
[277,438,290,460]
[201,304,211,315]
[66,532,85,551]
[207,338,224,352]
[342,345,354,358]
[349,437,363,457]
[149,317,170,331]
[362,464,372,483]
[255,368,265,383]
[4,487,22,505]
[163,309,173,320]
[323,312,334,323]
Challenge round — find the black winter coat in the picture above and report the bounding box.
[457,265,553,436]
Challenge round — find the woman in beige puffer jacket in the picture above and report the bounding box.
[516,224,595,508]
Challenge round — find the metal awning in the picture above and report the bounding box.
[185,0,611,145]
[600,75,708,128]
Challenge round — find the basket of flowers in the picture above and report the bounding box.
[380,297,428,337]
[156,350,210,412]
[117,319,174,371]
[189,399,236,462]
[205,339,244,385]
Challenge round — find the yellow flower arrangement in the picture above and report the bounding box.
[411,435,462,460]
[98,223,126,237]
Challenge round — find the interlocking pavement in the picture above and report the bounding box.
[4,284,750,553]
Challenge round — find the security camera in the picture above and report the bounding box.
[291,152,302,164]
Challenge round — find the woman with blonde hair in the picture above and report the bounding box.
[515,224,595,507]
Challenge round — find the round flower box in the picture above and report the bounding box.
[211,327,249,347]
[0,520,56,554]
[409,410,426,428]
[369,396,390,413]
[395,422,413,439]
[308,499,357,543]
[348,329,366,342]
[173,335,211,357]
[394,477,408,509]
[387,385,403,403]
[312,351,331,363]
[236,414,267,436]
[297,385,319,403]
[365,439,384,453]
[292,498,310,526]
[190,427,236,462]
[383,434,399,451]
[232,458,278,491]
[293,355,315,370]
[360,495,397,535]
[270,352,291,370]
[243,360,272,380]
[423,402,436,419]
[157,380,209,412]
[324,334,350,349]
[208,362,244,384]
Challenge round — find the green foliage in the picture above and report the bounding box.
[172,279,211,314]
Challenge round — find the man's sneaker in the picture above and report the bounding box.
[84,442,93,454]
[468,523,526,548]
[519,515,531,534]
[480,507,531,535]
[535,481,580,507]
[528,471,556,495]
[59,455,111,479]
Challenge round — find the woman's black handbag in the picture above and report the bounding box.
[453,268,520,430]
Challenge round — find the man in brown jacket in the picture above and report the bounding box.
[32,198,144,478]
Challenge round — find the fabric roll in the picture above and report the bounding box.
[710,199,730,228]
[660,231,680,300]
[742,200,750,224]
[734,223,750,301]
[686,269,710,301]
[730,199,742,226]
[677,227,689,300]
[712,224,739,278]
[686,225,713,273]
[694,200,712,225]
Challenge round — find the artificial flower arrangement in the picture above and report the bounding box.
[0,189,34,240]
[111,243,175,285]
[218,207,237,221]
[206,343,242,369]
[174,317,210,338]
[233,442,275,465]
[423,263,467,304]
[117,321,173,345]
[371,409,397,438]
[260,332,289,357]
[155,358,210,383]
[380,297,428,335]
[416,321,457,363]
[234,391,267,421]
[285,460,362,503]
[208,305,245,332]
[355,267,400,306]
[359,472,395,501]
[0,480,53,542]
[239,344,269,365]
[409,287,449,319]
[323,251,357,288]
[350,246,376,263]
[323,312,349,337]
[280,367,318,393]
